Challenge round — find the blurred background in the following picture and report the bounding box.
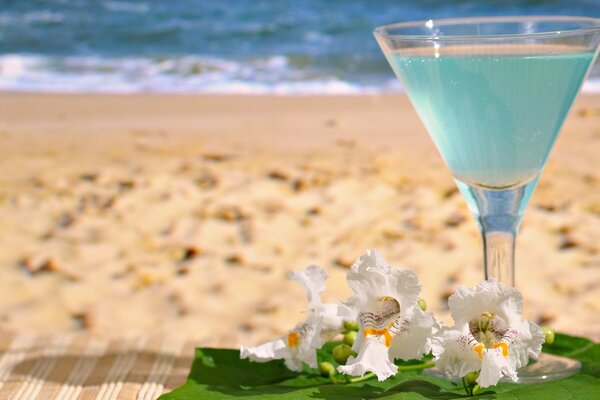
[0,1,599,347]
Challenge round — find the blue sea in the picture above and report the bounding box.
[0,0,599,94]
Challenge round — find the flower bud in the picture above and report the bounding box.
[332,344,356,364]
[542,326,555,345]
[319,361,336,377]
[343,320,360,332]
[418,298,427,311]
[343,330,357,346]
[464,370,479,385]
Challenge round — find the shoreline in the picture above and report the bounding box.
[0,79,599,95]
[0,93,598,344]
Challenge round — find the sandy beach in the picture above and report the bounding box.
[0,93,598,346]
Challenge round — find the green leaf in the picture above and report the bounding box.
[159,333,599,400]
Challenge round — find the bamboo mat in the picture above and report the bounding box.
[0,333,195,400]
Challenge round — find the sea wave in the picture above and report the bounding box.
[0,54,383,94]
[0,54,598,95]
[103,1,149,14]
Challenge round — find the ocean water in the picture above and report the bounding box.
[0,0,599,94]
[391,51,595,188]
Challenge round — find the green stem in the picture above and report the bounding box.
[462,376,476,396]
[343,361,436,384]
[397,361,436,372]
[330,376,349,385]
[462,377,471,396]
[348,372,376,383]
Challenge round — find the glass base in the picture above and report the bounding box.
[516,353,581,383]
[425,353,580,384]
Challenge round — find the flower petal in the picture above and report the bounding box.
[341,249,436,368]
[346,251,389,305]
[448,280,523,328]
[436,280,544,384]
[351,249,391,274]
[346,251,421,315]
[433,327,481,378]
[284,357,304,372]
[240,338,290,363]
[320,303,345,340]
[508,320,545,370]
[338,337,398,381]
[288,265,328,308]
[242,265,341,373]
[388,269,421,315]
[389,308,435,360]
[295,319,323,368]
[337,300,357,320]
[477,348,518,388]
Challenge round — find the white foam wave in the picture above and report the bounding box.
[103,1,149,14]
[22,11,65,23]
[0,54,378,94]
[582,79,600,93]
[0,54,598,95]
[200,80,377,95]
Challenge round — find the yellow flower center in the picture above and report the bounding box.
[360,296,402,348]
[287,332,300,348]
[493,342,509,357]
[469,312,511,359]
[364,326,393,347]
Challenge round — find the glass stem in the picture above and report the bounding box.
[458,182,535,287]
[480,217,517,287]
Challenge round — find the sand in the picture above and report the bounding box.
[0,93,598,346]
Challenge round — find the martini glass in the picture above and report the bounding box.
[374,16,600,382]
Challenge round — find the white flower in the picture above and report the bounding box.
[432,279,545,388]
[337,250,436,381]
[338,337,398,380]
[240,265,343,372]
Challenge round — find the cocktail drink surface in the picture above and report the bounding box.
[375,16,600,383]
[389,46,595,189]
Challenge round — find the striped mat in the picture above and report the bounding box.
[0,333,195,400]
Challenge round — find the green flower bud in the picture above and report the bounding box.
[332,344,356,365]
[418,298,427,311]
[542,326,555,345]
[343,330,357,346]
[319,361,336,377]
[343,320,360,332]
[464,370,479,385]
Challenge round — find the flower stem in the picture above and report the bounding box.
[397,361,436,372]
[348,372,376,383]
[330,376,349,385]
[461,376,481,396]
[342,361,436,384]
[462,377,472,396]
